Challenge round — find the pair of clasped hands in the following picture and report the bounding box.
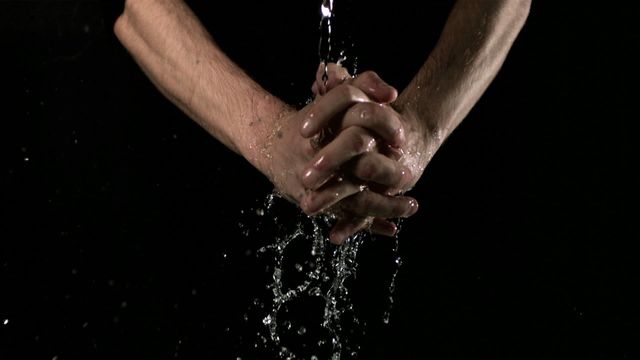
[270,63,429,245]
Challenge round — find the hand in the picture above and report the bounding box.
[256,67,418,244]
[300,63,435,243]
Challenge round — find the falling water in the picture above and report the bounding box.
[238,1,403,358]
[241,192,403,359]
[318,0,334,82]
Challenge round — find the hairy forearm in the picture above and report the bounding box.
[114,0,289,169]
[396,0,530,155]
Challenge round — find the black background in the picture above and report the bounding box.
[1,1,637,359]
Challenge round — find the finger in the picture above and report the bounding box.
[330,216,398,244]
[329,216,369,245]
[302,126,376,190]
[313,62,327,96]
[351,152,413,189]
[382,144,404,161]
[349,71,398,104]
[312,62,351,96]
[301,84,369,138]
[341,101,405,148]
[338,190,419,218]
[324,63,351,91]
[311,81,321,97]
[370,218,397,237]
[300,177,365,216]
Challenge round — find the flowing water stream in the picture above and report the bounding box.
[242,2,403,358]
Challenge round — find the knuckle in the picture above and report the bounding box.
[343,84,365,102]
[352,192,371,210]
[362,103,388,127]
[348,131,371,154]
[345,128,363,149]
[358,158,378,180]
[392,199,407,216]
[368,104,386,125]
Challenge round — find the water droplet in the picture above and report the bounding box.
[2,319,8,325]
[382,311,390,324]
[295,263,303,272]
[321,0,332,17]
[309,287,322,297]
[297,326,307,335]
[256,208,265,216]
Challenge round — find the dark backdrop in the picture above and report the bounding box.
[1,1,637,359]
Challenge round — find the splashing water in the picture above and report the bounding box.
[243,192,403,359]
[318,0,357,87]
[237,1,403,358]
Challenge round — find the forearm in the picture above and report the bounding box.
[114,0,290,170]
[396,0,530,155]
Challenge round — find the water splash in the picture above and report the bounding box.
[245,192,402,359]
[248,194,363,358]
[318,0,357,79]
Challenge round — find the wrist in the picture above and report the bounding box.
[395,91,444,157]
[233,94,297,184]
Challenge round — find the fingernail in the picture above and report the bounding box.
[405,199,419,217]
[387,225,398,237]
[302,168,315,183]
[379,222,397,236]
[301,117,313,135]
